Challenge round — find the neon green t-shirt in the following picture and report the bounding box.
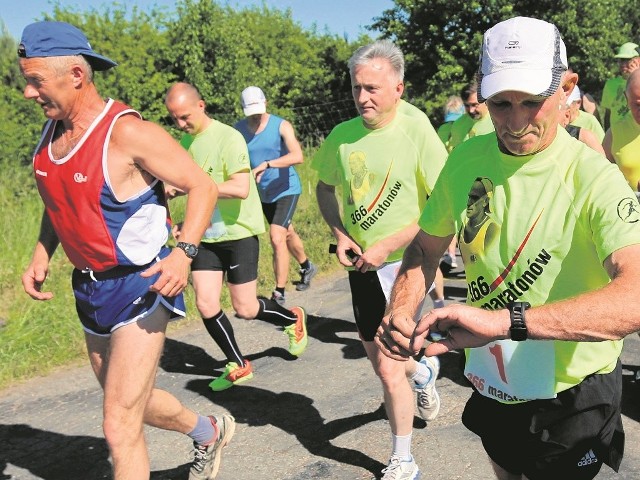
[181,120,265,243]
[601,76,628,126]
[570,110,606,142]
[312,107,447,263]
[419,128,640,402]
[448,113,495,152]
[437,122,454,149]
[611,112,640,191]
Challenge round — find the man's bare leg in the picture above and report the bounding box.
[86,307,199,479]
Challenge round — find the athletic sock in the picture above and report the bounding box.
[275,286,285,295]
[202,311,245,366]
[188,414,217,445]
[391,432,412,461]
[256,297,297,326]
[410,359,432,386]
[300,259,310,270]
[433,298,445,309]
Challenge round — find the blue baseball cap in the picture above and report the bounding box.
[18,21,117,71]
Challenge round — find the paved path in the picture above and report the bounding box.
[1,264,640,479]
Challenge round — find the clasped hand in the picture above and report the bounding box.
[375,304,508,360]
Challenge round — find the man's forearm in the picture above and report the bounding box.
[387,237,437,318]
[316,182,348,238]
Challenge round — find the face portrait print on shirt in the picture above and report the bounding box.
[459,177,501,263]
[347,150,376,205]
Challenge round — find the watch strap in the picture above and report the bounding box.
[506,301,530,341]
[176,241,198,259]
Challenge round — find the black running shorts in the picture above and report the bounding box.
[191,236,259,285]
[262,194,299,228]
[462,360,624,480]
[348,270,386,341]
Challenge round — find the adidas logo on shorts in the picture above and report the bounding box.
[577,449,599,467]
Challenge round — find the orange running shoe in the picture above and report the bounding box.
[209,360,254,391]
[284,306,308,357]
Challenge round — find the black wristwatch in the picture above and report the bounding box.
[176,242,198,259]
[506,301,531,341]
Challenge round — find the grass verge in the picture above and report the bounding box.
[0,149,340,389]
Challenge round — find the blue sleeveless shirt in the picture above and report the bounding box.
[235,114,301,202]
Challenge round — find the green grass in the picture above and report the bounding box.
[0,148,340,389]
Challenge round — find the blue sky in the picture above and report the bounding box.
[2,0,394,40]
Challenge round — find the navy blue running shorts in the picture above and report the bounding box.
[191,236,259,285]
[262,194,299,228]
[462,360,624,480]
[72,249,186,336]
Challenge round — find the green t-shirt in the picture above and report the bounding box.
[312,108,447,263]
[601,76,628,126]
[570,110,605,142]
[181,120,265,242]
[448,113,495,152]
[419,128,640,401]
[437,122,454,149]
[611,112,640,191]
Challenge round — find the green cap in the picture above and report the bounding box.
[614,42,639,59]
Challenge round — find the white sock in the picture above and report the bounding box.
[391,432,412,460]
[410,359,432,386]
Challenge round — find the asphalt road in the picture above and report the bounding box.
[1,260,640,480]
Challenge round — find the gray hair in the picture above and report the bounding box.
[49,55,94,83]
[348,39,404,82]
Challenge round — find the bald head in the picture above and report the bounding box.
[165,82,201,105]
[165,82,210,135]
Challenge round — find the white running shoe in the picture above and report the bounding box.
[380,454,420,480]
[415,355,440,422]
[442,252,458,269]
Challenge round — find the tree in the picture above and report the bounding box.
[0,21,42,166]
[46,4,177,124]
[373,0,639,122]
[167,0,360,141]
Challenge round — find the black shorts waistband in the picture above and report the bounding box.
[75,262,153,282]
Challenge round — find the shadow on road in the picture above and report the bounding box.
[185,380,387,476]
[160,314,366,379]
[0,424,110,479]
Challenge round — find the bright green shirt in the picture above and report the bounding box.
[312,107,447,263]
[437,122,454,149]
[448,113,495,152]
[420,128,640,401]
[601,76,628,126]
[611,112,640,191]
[181,120,265,242]
[570,110,605,142]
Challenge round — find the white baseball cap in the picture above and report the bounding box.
[478,17,568,102]
[241,86,267,116]
[566,85,581,105]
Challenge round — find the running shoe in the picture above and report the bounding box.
[380,454,420,480]
[442,252,458,269]
[189,413,236,480]
[271,290,286,306]
[296,262,318,291]
[415,355,441,422]
[283,306,308,356]
[209,360,254,392]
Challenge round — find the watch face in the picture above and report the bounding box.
[178,242,198,258]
